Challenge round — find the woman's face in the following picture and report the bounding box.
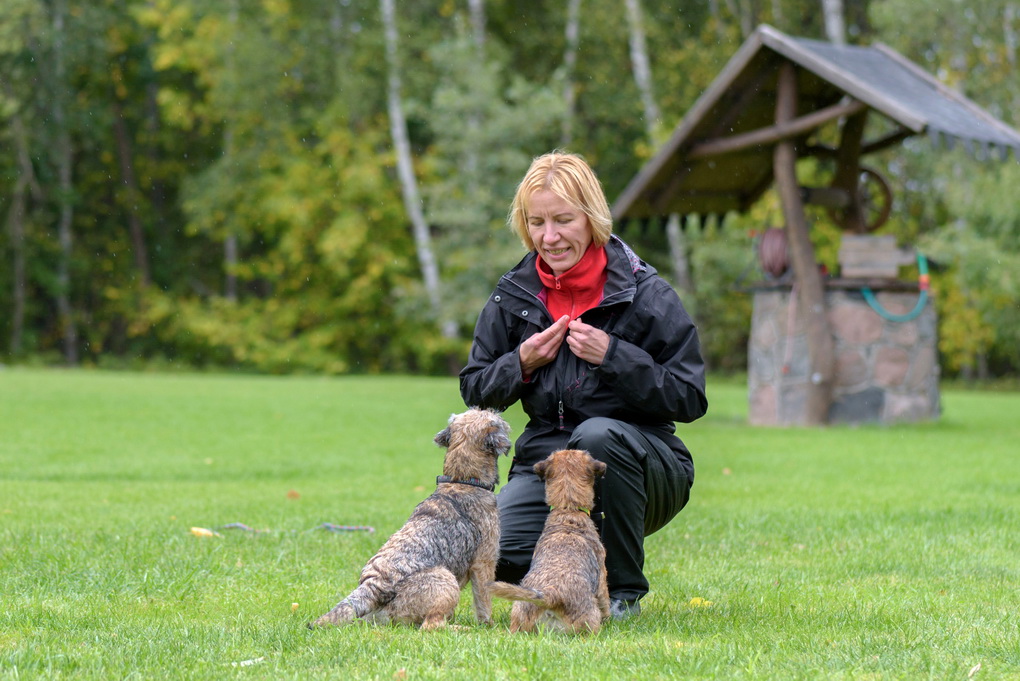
[526,189,593,276]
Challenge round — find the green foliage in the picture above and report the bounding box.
[1,0,1019,379]
[687,218,757,374]
[140,116,448,374]
[918,161,1020,373]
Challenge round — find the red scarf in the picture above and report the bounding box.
[536,245,608,322]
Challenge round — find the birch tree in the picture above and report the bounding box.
[468,0,485,54]
[49,0,79,364]
[624,0,660,132]
[561,0,582,146]
[465,0,485,192]
[4,107,41,357]
[623,0,693,294]
[223,0,239,301]
[381,0,455,340]
[822,0,847,45]
[1,0,42,358]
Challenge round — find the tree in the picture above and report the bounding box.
[623,0,694,295]
[822,0,847,44]
[422,20,565,330]
[381,0,455,341]
[0,0,45,358]
[561,0,582,146]
[48,0,79,365]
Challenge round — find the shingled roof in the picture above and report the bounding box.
[613,24,1020,221]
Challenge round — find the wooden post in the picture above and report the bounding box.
[831,109,869,233]
[772,62,835,424]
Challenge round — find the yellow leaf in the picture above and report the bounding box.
[190,527,221,538]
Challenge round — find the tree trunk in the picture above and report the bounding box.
[773,63,834,424]
[1005,3,1017,68]
[623,0,660,135]
[831,109,868,233]
[112,96,152,287]
[224,0,239,302]
[624,0,693,297]
[770,0,783,25]
[666,215,694,293]
[708,0,726,41]
[821,0,846,45]
[52,0,78,365]
[723,0,756,37]
[1007,3,1019,117]
[381,0,455,340]
[5,109,40,358]
[465,0,485,191]
[561,0,582,147]
[467,0,486,55]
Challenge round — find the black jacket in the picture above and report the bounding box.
[459,236,707,479]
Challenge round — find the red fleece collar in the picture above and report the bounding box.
[536,245,607,321]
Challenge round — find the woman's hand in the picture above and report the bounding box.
[566,319,610,365]
[519,315,570,375]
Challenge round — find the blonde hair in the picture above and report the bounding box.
[509,151,613,251]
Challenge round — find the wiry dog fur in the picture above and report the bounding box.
[489,449,610,634]
[310,408,511,630]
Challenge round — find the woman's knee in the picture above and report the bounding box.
[567,417,619,453]
[567,417,643,468]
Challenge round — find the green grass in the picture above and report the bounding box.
[2,368,1019,680]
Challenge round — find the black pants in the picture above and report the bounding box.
[495,417,692,601]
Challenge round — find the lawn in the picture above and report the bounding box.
[1,368,1019,680]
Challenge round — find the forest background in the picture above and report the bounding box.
[1,0,1018,379]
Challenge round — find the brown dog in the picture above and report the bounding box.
[310,408,511,630]
[489,449,610,634]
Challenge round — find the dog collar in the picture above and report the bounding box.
[550,505,591,516]
[436,475,495,492]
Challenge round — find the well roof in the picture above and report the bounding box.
[613,24,1020,221]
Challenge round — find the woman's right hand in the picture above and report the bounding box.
[519,315,570,376]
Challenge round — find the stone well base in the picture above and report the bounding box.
[748,288,940,425]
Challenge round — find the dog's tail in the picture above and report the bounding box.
[488,581,549,606]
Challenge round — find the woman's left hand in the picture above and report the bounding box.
[566,319,610,365]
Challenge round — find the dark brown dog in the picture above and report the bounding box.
[310,408,511,630]
[489,449,610,634]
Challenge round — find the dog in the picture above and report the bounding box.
[309,408,511,630]
[489,448,610,634]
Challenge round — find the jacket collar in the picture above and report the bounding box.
[500,235,646,304]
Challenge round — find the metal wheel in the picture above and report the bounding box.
[827,166,893,232]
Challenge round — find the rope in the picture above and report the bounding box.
[861,253,930,323]
[189,522,376,537]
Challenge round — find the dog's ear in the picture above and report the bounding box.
[591,459,607,478]
[533,459,549,480]
[435,412,459,447]
[484,428,511,457]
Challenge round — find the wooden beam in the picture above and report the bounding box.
[800,185,850,208]
[772,62,835,425]
[862,127,915,154]
[831,109,869,233]
[804,127,915,159]
[688,99,867,159]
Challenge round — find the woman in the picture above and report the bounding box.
[460,151,707,619]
